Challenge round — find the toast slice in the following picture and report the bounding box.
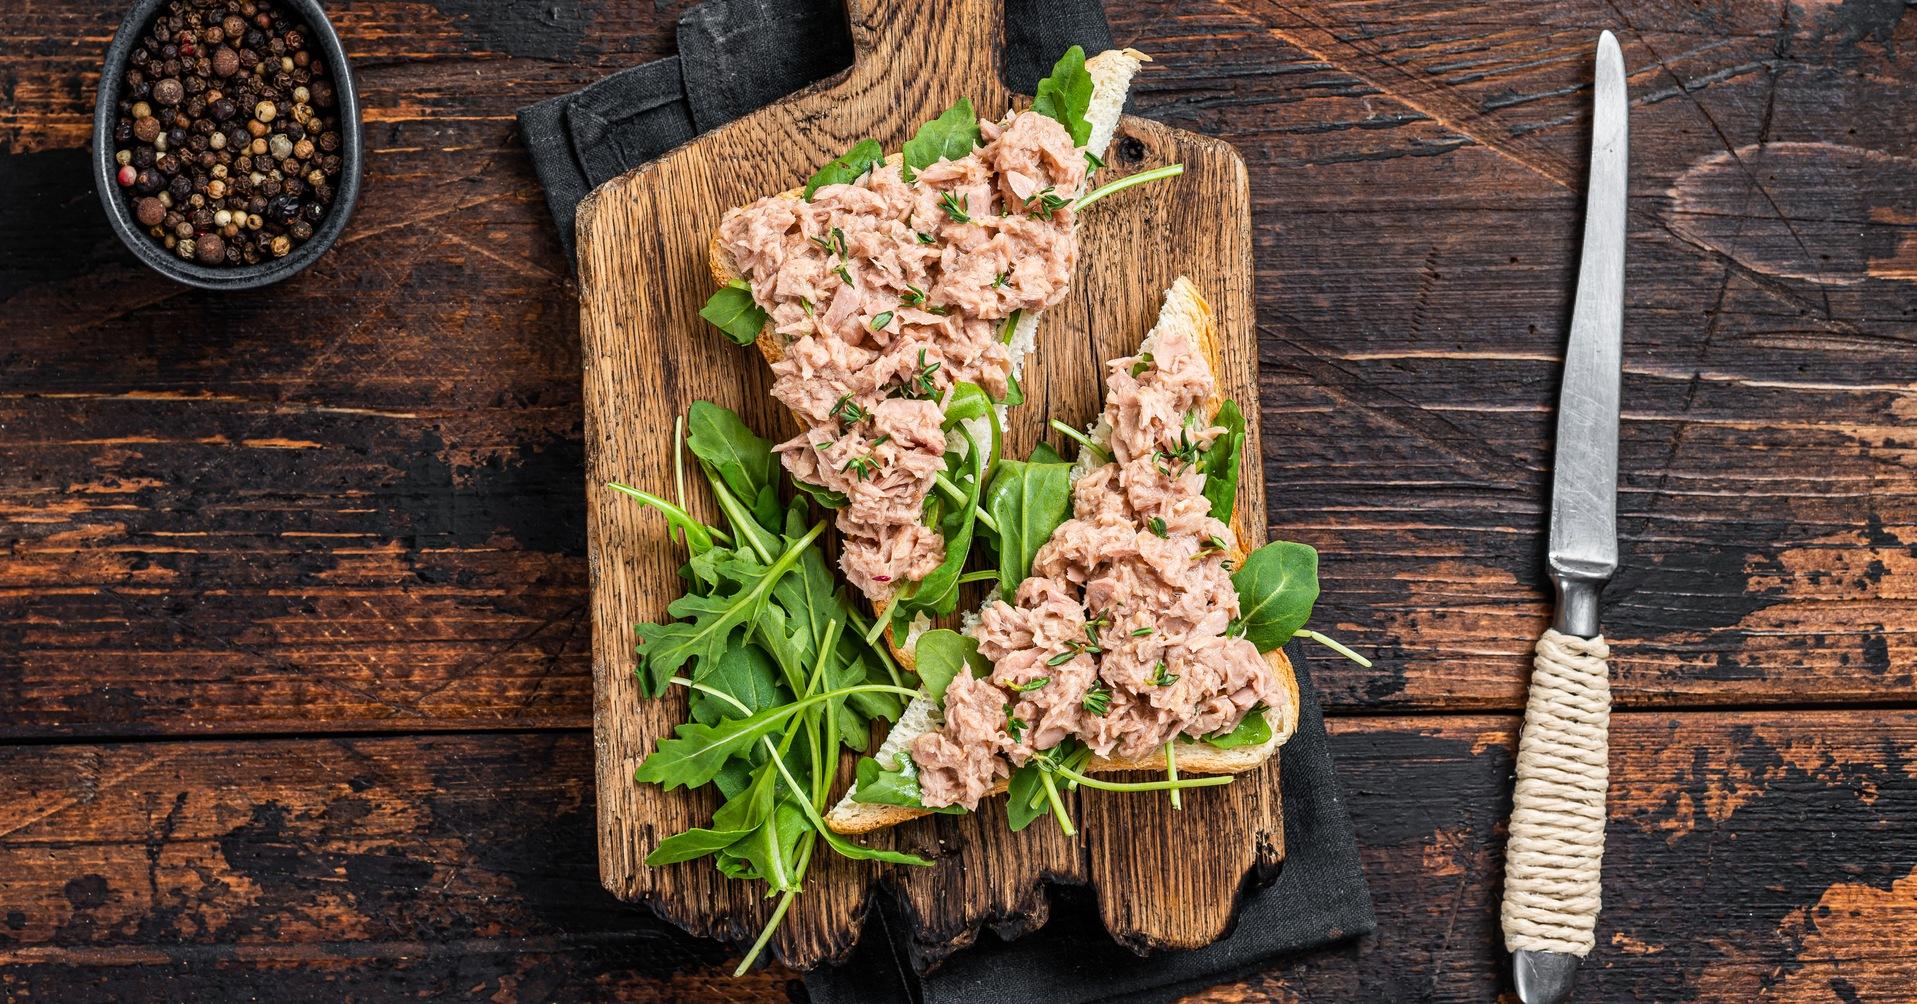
[708,47,1147,381]
[824,278,1301,836]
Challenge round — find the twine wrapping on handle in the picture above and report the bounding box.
[1501,629,1611,956]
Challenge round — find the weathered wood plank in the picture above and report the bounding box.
[2,714,1912,1000]
[0,0,1910,718]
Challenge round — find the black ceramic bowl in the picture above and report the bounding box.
[93,0,362,290]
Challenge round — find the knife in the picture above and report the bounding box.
[1501,30,1625,1004]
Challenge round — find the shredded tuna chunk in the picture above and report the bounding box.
[911,320,1288,809]
[717,111,1088,601]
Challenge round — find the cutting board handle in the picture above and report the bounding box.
[837,0,1006,102]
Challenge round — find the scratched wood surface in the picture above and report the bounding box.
[2,0,1914,999]
[572,0,1273,967]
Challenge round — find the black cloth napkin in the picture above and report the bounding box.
[517,3,1376,998]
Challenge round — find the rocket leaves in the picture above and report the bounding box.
[982,459,1074,602]
[805,138,885,199]
[614,403,929,974]
[912,629,988,704]
[1202,399,1245,523]
[902,98,980,181]
[851,751,964,814]
[1230,540,1320,652]
[1031,46,1095,147]
[700,280,769,346]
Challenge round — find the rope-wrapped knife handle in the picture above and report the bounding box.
[1501,629,1611,956]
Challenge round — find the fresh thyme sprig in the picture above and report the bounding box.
[938,191,971,223]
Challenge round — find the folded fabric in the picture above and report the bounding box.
[515,3,1375,999]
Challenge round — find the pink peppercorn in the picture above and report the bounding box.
[117,164,138,187]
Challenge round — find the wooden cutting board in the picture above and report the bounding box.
[573,0,1272,970]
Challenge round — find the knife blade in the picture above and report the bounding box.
[1505,30,1626,1004]
[1546,29,1626,639]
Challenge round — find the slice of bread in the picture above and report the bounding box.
[705,49,1149,670]
[707,48,1146,374]
[824,278,1301,836]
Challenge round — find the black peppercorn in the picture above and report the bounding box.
[266,194,300,227]
[114,0,341,268]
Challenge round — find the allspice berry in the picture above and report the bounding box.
[195,232,226,264]
[136,197,166,226]
[133,116,162,142]
[212,47,240,77]
[153,77,184,105]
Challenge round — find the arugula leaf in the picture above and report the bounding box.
[996,372,1025,408]
[1031,46,1095,147]
[1029,441,1067,466]
[902,98,979,181]
[1202,706,1273,749]
[635,703,803,791]
[899,425,988,618]
[690,642,788,726]
[805,139,884,199]
[791,477,849,510]
[1202,400,1246,523]
[717,797,808,885]
[633,559,767,694]
[852,752,967,813]
[700,280,769,346]
[1230,540,1321,651]
[646,826,750,866]
[608,482,718,557]
[687,401,779,528]
[1004,762,1051,831]
[913,629,987,703]
[984,460,1075,602]
[634,523,825,694]
[942,381,995,425]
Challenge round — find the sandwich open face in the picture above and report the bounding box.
[825,278,1304,836]
[702,47,1151,636]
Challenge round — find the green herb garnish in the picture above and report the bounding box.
[698,280,769,346]
[1003,704,1027,743]
[1081,683,1112,717]
[902,98,980,180]
[1031,46,1094,146]
[938,191,971,223]
[804,138,884,199]
[1149,662,1179,687]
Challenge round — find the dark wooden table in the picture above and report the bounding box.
[4,1,1914,1000]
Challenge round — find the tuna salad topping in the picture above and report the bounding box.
[717,109,1088,602]
[912,321,1288,810]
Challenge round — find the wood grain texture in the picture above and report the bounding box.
[0,0,1909,733]
[0,0,1913,997]
[573,0,1271,968]
[3,713,1912,1001]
